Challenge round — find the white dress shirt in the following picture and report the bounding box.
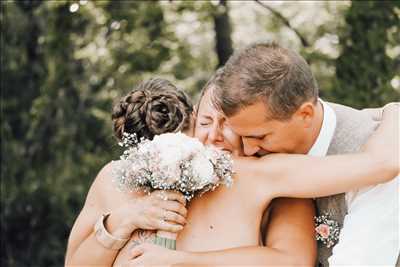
[307,99,337,157]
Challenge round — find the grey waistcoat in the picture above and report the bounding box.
[315,102,381,266]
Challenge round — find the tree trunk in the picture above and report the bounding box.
[213,0,233,67]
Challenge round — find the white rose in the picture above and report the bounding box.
[153,132,204,169]
[191,153,215,186]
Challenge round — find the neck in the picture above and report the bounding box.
[297,101,324,154]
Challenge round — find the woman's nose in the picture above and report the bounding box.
[208,123,224,144]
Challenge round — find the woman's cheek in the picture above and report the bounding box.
[194,126,207,144]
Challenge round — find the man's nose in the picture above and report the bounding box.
[242,138,260,156]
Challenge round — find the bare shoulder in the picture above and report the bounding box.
[239,155,297,203]
[86,160,136,212]
[250,154,301,183]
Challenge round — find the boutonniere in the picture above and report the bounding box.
[314,213,340,248]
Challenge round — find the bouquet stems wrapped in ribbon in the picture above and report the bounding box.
[113,132,234,250]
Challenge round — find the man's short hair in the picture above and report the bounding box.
[214,42,319,120]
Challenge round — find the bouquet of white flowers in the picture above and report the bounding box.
[112,132,234,249]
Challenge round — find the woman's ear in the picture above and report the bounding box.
[191,110,197,128]
[192,106,198,118]
[192,107,198,126]
[182,110,197,138]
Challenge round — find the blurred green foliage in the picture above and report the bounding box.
[331,0,400,108]
[1,1,399,266]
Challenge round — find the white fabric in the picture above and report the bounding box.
[329,176,400,266]
[310,99,400,265]
[308,99,336,157]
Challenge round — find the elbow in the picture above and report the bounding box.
[389,157,400,180]
[365,153,399,185]
[64,254,71,267]
[64,252,78,267]
[64,247,75,267]
[380,155,399,184]
[64,257,73,267]
[382,143,400,181]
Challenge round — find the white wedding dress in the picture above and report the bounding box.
[329,175,400,266]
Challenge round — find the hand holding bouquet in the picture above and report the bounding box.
[112,132,234,249]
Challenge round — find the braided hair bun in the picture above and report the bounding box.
[112,78,193,141]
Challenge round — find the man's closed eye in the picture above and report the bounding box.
[245,134,267,140]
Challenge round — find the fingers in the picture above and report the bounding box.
[158,200,187,217]
[156,220,184,233]
[153,190,187,205]
[165,191,187,205]
[162,210,187,225]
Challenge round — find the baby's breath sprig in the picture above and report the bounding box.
[113,132,234,201]
[118,132,139,148]
[314,213,341,248]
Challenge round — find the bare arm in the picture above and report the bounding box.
[263,198,316,264]
[65,163,187,267]
[234,103,399,199]
[65,163,127,267]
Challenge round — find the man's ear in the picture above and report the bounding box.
[295,101,315,128]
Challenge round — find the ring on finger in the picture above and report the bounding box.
[162,210,168,221]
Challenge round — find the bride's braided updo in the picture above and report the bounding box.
[112,78,193,141]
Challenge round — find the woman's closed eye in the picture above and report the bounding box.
[198,118,213,126]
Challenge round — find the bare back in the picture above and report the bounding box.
[112,169,272,265]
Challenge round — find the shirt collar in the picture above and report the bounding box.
[307,99,336,156]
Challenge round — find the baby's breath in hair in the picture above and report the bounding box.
[118,132,139,148]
